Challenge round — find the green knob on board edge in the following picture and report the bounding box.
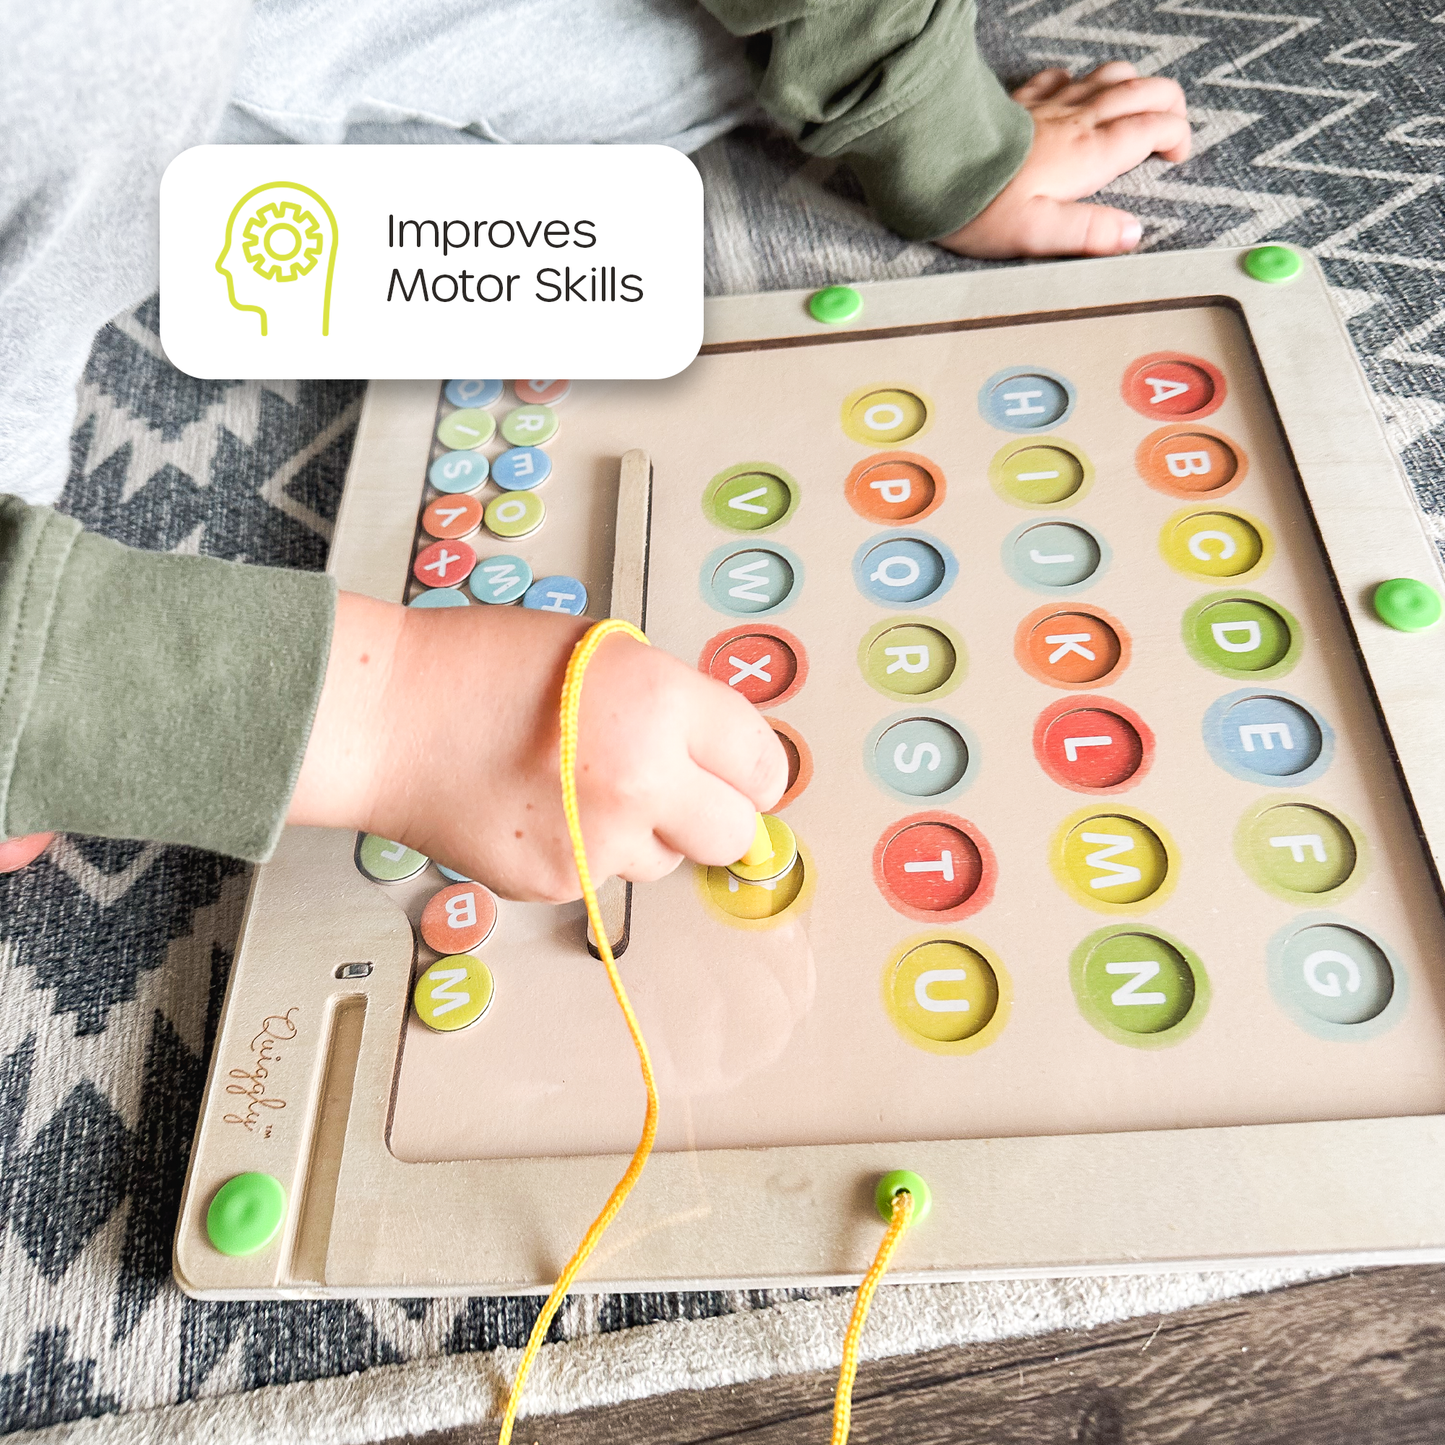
[809,285,864,325]
[1374,577,1443,632]
[207,1172,286,1256]
[1243,245,1302,284]
[875,1169,932,1225]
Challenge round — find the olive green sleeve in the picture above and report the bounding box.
[699,0,1033,241]
[0,496,335,860]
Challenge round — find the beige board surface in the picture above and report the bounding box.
[176,249,1445,1298]
[385,303,1445,1164]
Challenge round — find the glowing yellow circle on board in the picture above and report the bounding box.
[841,387,931,446]
[1238,803,1358,897]
[888,940,997,1043]
[704,859,805,919]
[879,933,1012,1055]
[1161,510,1266,579]
[1057,814,1170,907]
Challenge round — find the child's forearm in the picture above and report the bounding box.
[698,0,1033,240]
[0,495,334,859]
[285,590,403,841]
[1,498,786,892]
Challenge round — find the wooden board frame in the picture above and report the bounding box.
[175,247,1445,1300]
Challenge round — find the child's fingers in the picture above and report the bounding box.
[1087,76,1188,124]
[611,835,686,885]
[1058,60,1138,101]
[652,765,762,868]
[1017,197,1143,257]
[1101,109,1193,165]
[1083,60,1140,84]
[0,832,54,872]
[542,823,683,894]
[682,673,790,809]
[1012,67,1070,103]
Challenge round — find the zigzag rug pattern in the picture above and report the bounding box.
[3,1,1445,1430]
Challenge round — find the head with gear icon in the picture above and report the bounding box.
[216,182,339,337]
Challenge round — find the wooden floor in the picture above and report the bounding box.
[396,1266,1445,1444]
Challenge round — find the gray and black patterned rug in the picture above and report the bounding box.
[5,0,1445,1436]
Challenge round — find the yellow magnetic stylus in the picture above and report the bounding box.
[738,813,774,868]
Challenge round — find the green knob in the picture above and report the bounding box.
[206,1172,286,1256]
[1374,577,1443,632]
[1243,245,1302,284]
[809,285,863,325]
[875,1169,932,1225]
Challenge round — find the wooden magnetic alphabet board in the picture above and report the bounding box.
[176,248,1445,1299]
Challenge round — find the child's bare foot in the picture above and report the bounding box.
[0,832,54,873]
[940,62,1190,260]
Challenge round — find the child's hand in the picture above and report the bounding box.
[0,832,53,873]
[288,593,788,903]
[940,62,1190,260]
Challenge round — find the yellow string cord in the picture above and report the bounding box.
[496,617,915,1443]
[496,618,657,1445]
[830,1188,915,1445]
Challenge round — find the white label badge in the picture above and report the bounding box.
[159,145,703,379]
